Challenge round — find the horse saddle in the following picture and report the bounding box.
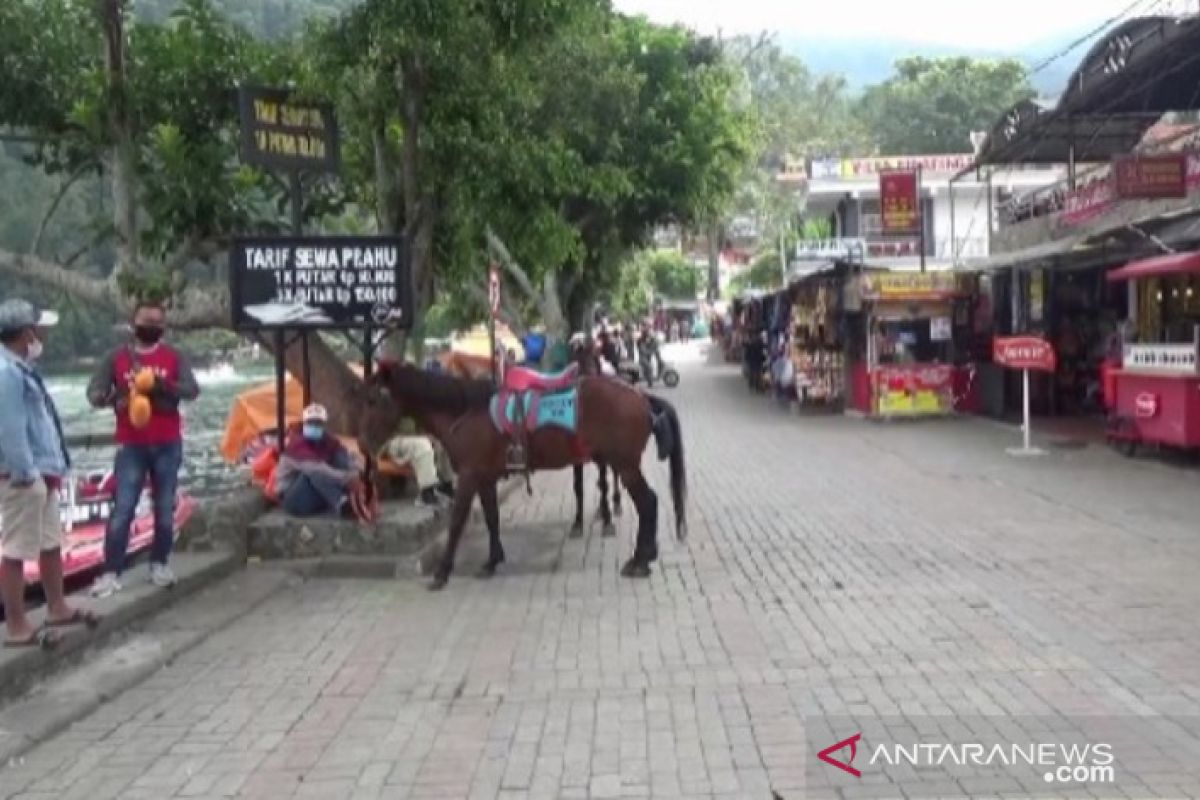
[490,387,579,437]
[503,364,578,393]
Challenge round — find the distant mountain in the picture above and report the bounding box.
[778,31,1084,97]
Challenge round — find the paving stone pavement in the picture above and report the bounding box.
[4,344,1200,800]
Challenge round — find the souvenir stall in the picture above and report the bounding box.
[736,291,770,390]
[1104,252,1200,453]
[851,271,977,418]
[788,265,848,410]
[766,289,793,398]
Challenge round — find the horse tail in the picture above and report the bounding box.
[647,395,687,541]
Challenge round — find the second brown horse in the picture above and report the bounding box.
[360,361,686,589]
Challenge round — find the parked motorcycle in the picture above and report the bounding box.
[618,358,680,388]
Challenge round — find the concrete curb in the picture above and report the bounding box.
[0,482,529,762]
[0,550,240,707]
[0,562,294,767]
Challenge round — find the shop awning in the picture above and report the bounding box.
[1107,251,1200,282]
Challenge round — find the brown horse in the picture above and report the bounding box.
[359,361,686,589]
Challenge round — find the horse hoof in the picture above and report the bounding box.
[428,576,449,591]
[620,559,652,579]
[476,563,499,579]
[602,522,617,538]
[568,523,584,539]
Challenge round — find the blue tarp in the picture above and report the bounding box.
[522,333,547,365]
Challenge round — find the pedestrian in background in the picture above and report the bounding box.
[0,299,100,649]
[87,299,199,598]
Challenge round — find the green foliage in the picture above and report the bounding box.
[645,251,701,300]
[728,252,782,297]
[478,12,752,317]
[858,56,1033,154]
[609,249,701,319]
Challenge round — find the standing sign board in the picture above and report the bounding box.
[879,169,920,235]
[230,236,410,330]
[993,335,1057,455]
[238,87,340,173]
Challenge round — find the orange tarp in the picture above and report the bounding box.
[219,376,308,464]
[443,351,494,380]
[219,371,415,478]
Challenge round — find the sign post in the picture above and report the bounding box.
[488,263,501,384]
[993,336,1058,456]
[237,85,345,448]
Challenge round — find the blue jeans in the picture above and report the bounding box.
[105,442,183,575]
[280,473,346,517]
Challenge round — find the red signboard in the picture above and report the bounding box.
[993,336,1057,372]
[1060,151,1200,228]
[879,169,920,234]
[1113,154,1187,199]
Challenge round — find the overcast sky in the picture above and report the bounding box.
[612,0,1160,50]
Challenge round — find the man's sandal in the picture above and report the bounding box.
[4,627,61,650]
[46,609,102,630]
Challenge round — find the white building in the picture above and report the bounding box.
[796,153,1064,270]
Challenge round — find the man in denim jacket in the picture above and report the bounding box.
[0,299,99,649]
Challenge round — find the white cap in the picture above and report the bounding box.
[301,403,328,423]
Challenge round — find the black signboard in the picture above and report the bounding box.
[229,236,410,330]
[238,86,340,173]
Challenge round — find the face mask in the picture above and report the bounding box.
[25,336,43,362]
[302,424,324,441]
[134,325,164,346]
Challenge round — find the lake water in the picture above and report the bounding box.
[46,364,274,499]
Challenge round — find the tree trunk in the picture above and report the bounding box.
[100,0,138,280]
[276,333,390,441]
[706,219,723,301]
[372,122,399,236]
[541,271,568,342]
[0,246,378,444]
[388,54,429,361]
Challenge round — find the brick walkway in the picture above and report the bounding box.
[4,345,1200,799]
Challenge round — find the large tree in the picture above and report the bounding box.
[479,13,750,340]
[701,36,866,299]
[858,56,1033,155]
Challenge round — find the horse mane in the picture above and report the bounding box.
[377,359,494,414]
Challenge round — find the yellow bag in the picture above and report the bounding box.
[134,367,156,395]
[129,393,153,429]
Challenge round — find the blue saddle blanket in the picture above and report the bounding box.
[490,388,578,435]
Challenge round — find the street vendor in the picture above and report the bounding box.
[276,404,363,518]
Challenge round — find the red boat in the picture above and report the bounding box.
[0,472,197,586]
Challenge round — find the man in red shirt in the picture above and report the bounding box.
[86,300,199,597]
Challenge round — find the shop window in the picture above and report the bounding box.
[874,317,954,366]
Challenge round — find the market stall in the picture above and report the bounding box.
[1104,252,1200,453]
[788,264,848,410]
[850,271,978,418]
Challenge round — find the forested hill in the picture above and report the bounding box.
[781,34,1074,96]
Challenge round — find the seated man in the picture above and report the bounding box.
[382,418,455,509]
[275,404,361,518]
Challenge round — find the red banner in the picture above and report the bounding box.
[1113,153,1187,199]
[993,336,1056,372]
[1061,151,1200,228]
[879,169,920,234]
